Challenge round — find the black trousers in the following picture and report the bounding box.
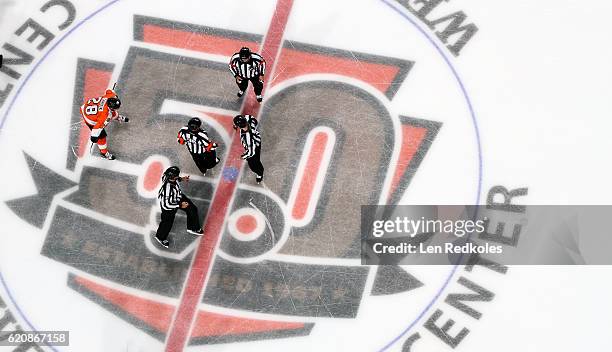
[155,195,200,241]
[246,146,264,177]
[191,151,218,174]
[237,75,263,96]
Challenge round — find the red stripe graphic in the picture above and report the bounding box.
[190,310,305,338]
[74,275,175,333]
[292,132,329,220]
[137,20,405,97]
[164,1,295,351]
[274,49,401,94]
[72,275,308,340]
[142,24,258,58]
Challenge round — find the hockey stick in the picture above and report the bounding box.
[248,198,276,245]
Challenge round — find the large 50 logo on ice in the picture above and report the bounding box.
[8,15,441,345]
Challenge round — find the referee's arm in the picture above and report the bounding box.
[197,131,215,151]
[259,59,266,77]
[228,54,240,77]
[255,55,266,79]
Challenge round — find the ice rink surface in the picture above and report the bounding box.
[1,1,612,351]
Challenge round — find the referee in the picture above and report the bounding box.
[229,47,266,102]
[155,166,203,249]
[177,117,220,176]
[233,114,264,184]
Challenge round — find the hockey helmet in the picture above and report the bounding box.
[233,115,248,129]
[188,117,202,131]
[239,47,251,60]
[107,97,121,110]
[164,166,180,179]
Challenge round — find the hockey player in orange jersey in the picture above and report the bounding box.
[80,89,129,160]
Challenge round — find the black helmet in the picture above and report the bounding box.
[163,166,180,180]
[239,47,251,60]
[233,115,247,129]
[107,97,121,110]
[188,117,201,131]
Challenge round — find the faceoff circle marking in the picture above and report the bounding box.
[227,208,266,241]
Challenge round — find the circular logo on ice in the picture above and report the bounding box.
[0,1,515,351]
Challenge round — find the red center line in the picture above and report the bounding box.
[164,1,294,351]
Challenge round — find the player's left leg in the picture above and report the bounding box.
[236,77,249,97]
[97,130,115,160]
[251,76,264,102]
[246,146,264,183]
[180,196,203,235]
[155,209,176,248]
[203,150,220,170]
[190,153,209,175]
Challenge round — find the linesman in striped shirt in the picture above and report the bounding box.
[177,117,220,176]
[155,166,203,248]
[233,115,264,184]
[229,47,266,102]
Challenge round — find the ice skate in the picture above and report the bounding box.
[155,236,169,248]
[101,151,115,160]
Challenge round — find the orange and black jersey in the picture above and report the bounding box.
[80,89,118,136]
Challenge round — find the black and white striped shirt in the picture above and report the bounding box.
[229,53,266,79]
[239,115,261,158]
[177,127,212,154]
[158,179,182,211]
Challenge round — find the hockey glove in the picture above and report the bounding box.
[206,142,218,152]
